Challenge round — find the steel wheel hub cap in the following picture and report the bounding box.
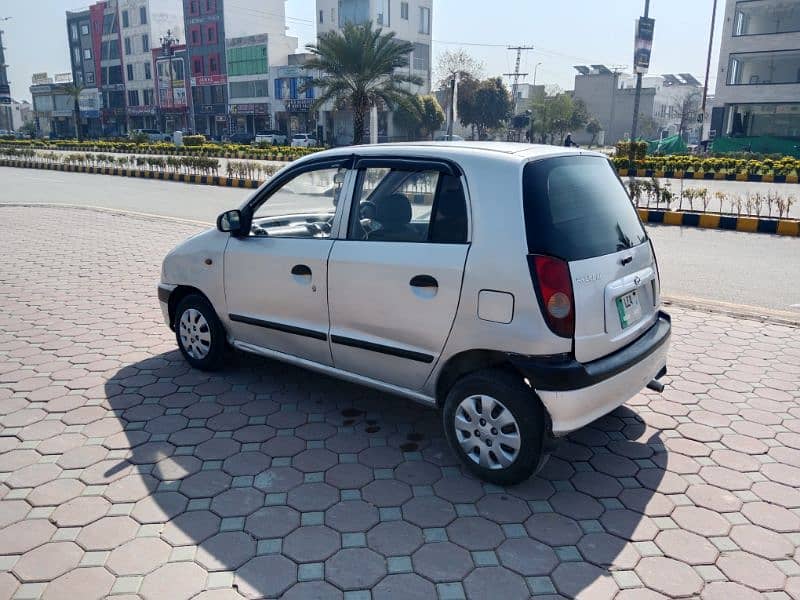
[454,395,521,470]
[179,308,211,360]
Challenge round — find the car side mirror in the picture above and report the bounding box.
[217,209,243,234]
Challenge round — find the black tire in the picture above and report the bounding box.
[442,368,546,486]
[174,294,226,371]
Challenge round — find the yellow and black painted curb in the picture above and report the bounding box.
[619,168,800,184]
[0,158,263,189]
[637,208,800,237]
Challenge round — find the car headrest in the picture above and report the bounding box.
[375,193,412,227]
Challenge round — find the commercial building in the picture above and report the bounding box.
[315,0,433,143]
[151,43,191,132]
[10,99,32,130]
[711,0,800,139]
[571,65,702,145]
[30,77,77,138]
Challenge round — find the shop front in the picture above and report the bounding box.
[229,103,271,135]
[272,67,317,137]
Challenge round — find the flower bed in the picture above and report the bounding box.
[0,139,321,162]
[612,154,800,178]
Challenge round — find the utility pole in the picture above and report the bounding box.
[701,0,718,142]
[0,18,13,133]
[503,45,534,112]
[630,0,650,146]
[160,29,179,133]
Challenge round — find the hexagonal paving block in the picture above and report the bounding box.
[235,555,297,599]
[464,566,530,600]
[367,520,424,556]
[654,529,719,565]
[283,525,341,563]
[245,505,300,539]
[51,496,110,527]
[211,487,266,517]
[497,537,558,576]
[196,531,256,571]
[76,515,140,551]
[42,566,114,600]
[139,562,208,600]
[372,573,436,600]
[551,562,619,600]
[326,500,379,533]
[326,547,386,590]
[13,542,84,582]
[402,496,456,529]
[717,551,787,591]
[412,541,473,582]
[446,516,504,551]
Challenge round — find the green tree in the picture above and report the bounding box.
[530,92,594,145]
[63,83,84,141]
[393,94,445,140]
[303,21,422,145]
[455,74,481,139]
[462,77,512,140]
[586,118,602,146]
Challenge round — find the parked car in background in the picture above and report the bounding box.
[228,132,255,145]
[130,129,172,142]
[158,141,671,485]
[290,133,317,148]
[255,130,288,146]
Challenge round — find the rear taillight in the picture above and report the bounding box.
[530,255,575,338]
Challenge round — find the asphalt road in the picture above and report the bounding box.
[2,166,798,317]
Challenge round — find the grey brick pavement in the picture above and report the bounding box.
[1,206,800,599]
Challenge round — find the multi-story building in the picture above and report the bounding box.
[66,7,103,137]
[271,53,320,139]
[30,75,77,138]
[118,0,183,130]
[151,43,192,132]
[315,0,433,143]
[711,0,800,140]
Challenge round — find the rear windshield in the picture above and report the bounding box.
[522,155,647,261]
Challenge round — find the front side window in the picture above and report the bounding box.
[348,167,468,243]
[251,166,348,238]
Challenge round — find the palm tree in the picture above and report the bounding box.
[63,83,85,142]
[304,21,422,145]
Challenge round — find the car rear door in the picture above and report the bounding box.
[523,155,660,363]
[327,158,470,390]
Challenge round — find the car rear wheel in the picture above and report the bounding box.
[442,368,546,485]
[175,294,226,371]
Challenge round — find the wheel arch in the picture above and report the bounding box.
[434,349,521,407]
[167,285,210,330]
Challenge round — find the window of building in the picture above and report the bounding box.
[377,0,390,25]
[190,26,200,45]
[71,24,78,41]
[144,61,152,80]
[727,49,800,85]
[81,23,89,35]
[86,71,95,84]
[128,89,140,106]
[142,34,149,52]
[204,0,217,13]
[338,0,369,26]
[101,40,119,60]
[106,90,125,108]
[331,7,336,22]
[211,84,225,104]
[83,48,92,60]
[401,1,408,19]
[413,42,430,71]
[124,37,132,55]
[103,13,117,34]
[192,86,204,108]
[76,72,83,85]
[227,44,268,76]
[192,56,204,75]
[229,79,269,98]
[127,63,134,81]
[209,53,219,74]
[122,9,129,28]
[206,24,217,43]
[103,65,124,85]
[73,47,81,65]
[419,6,430,34]
[139,6,147,25]
[734,1,800,36]
[319,9,324,23]
[143,88,154,105]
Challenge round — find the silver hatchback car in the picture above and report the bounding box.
[159,142,670,484]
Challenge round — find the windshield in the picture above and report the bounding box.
[522,155,647,261]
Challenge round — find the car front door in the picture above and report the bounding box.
[224,157,354,366]
[327,158,470,390]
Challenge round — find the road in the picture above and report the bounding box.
[2,166,798,317]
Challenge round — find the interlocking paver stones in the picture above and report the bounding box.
[72,515,135,550]
[211,487,265,517]
[496,537,559,576]
[730,524,794,560]
[671,506,731,536]
[253,466,304,493]
[326,548,386,590]
[600,510,659,541]
[326,500,379,532]
[234,555,297,599]
[525,513,584,546]
[446,517,505,551]
[686,484,743,512]
[551,562,619,600]
[139,562,208,600]
[5,463,61,489]
[50,495,110,527]
[104,474,159,503]
[700,581,764,600]
[578,532,641,570]
[107,537,171,576]
[131,491,188,523]
[361,480,412,507]
[412,541,473,582]
[0,500,29,529]
[372,573,436,600]
[367,521,424,556]
[742,502,800,532]
[12,541,84,582]
[0,573,18,599]
[717,551,787,591]
[196,531,256,571]
[287,483,339,512]
[654,529,719,565]
[283,525,341,562]
[463,566,530,600]
[325,463,373,489]
[402,495,456,529]
[244,506,300,539]
[636,556,704,597]
[548,491,603,520]
[41,566,114,600]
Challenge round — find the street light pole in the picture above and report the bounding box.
[529,62,542,143]
[701,0,718,141]
[0,17,13,133]
[160,29,178,133]
[630,0,651,148]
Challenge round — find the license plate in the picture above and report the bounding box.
[616,290,642,329]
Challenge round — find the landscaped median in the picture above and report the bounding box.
[613,154,800,184]
[638,208,800,236]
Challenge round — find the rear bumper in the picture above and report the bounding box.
[511,311,671,435]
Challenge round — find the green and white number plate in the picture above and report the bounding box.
[616,290,642,329]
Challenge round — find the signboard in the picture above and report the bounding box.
[78,88,100,118]
[54,72,73,83]
[274,77,314,101]
[32,72,52,85]
[128,106,158,115]
[191,74,227,86]
[157,57,188,108]
[215,115,227,122]
[284,98,314,112]
[633,17,655,75]
[230,103,269,115]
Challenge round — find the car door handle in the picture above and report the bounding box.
[410,275,438,288]
[291,264,312,277]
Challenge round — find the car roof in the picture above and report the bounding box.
[302,142,599,164]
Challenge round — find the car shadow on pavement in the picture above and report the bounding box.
[102,349,665,600]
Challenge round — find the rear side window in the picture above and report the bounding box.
[523,156,647,261]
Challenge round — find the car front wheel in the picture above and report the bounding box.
[174,294,226,371]
[442,368,546,485]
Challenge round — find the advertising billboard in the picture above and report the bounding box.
[633,17,655,75]
[157,57,188,108]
